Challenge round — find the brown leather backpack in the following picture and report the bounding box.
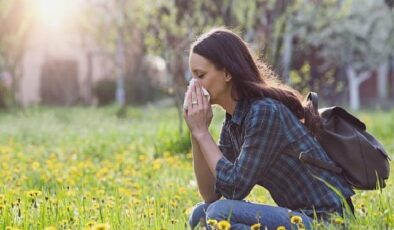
[289,92,390,190]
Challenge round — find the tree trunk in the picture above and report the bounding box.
[281,22,293,84]
[346,66,370,110]
[115,0,126,107]
[85,52,93,105]
[377,60,389,100]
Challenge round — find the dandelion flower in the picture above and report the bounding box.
[92,223,110,230]
[276,226,286,230]
[207,219,218,226]
[86,220,96,228]
[334,217,344,225]
[251,223,261,230]
[290,215,303,224]
[26,190,42,198]
[297,223,305,230]
[217,220,231,230]
[44,227,57,230]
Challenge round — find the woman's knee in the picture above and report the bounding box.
[205,199,239,221]
[188,202,210,229]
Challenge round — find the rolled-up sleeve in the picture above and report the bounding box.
[214,106,283,200]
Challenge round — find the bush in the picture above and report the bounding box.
[94,78,116,106]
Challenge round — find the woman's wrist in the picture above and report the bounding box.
[192,129,210,141]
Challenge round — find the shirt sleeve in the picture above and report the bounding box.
[214,106,283,200]
[218,123,237,163]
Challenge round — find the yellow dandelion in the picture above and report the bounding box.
[92,223,110,230]
[44,226,57,230]
[297,223,305,230]
[290,215,302,224]
[217,220,231,230]
[170,218,178,224]
[152,160,161,170]
[32,161,40,170]
[251,223,261,230]
[26,190,42,198]
[207,219,218,226]
[6,227,21,230]
[0,194,5,200]
[86,220,96,227]
[276,226,286,230]
[334,217,344,225]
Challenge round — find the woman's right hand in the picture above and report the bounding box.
[205,99,213,127]
[184,80,213,130]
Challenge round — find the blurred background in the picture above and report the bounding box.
[0,0,393,112]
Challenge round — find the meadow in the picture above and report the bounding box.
[0,105,393,230]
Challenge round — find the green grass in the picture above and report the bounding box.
[0,106,392,229]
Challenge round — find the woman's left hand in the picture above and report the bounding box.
[183,80,212,137]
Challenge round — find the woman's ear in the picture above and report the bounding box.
[224,71,232,82]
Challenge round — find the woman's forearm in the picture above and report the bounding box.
[191,135,220,203]
[192,131,223,177]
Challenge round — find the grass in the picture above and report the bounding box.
[0,105,393,229]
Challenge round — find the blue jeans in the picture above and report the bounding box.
[188,200,313,230]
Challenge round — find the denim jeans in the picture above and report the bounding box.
[188,199,313,230]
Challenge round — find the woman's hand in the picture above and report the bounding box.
[183,80,213,137]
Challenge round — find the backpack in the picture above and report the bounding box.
[290,92,390,190]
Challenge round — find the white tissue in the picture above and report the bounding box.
[183,79,210,110]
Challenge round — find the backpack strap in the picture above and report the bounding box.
[287,92,343,174]
[307,92,319,113]
[286,151,343,174]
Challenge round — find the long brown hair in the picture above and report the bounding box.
[190,27,321,136]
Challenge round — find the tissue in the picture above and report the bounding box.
[183,79,210,110]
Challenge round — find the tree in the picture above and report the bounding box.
[0,0,32,107]
[77,0,148,106]
[289,0,394,110]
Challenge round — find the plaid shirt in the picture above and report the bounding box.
[215,97,354,215]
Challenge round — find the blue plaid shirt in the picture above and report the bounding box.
[215,97,354,216]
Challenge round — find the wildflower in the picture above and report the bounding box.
[32,161,40,170]
[217,220,231,230]
[152,160,161,170]
[251,223,261,230]
[290,215,303,224]
[334,217,344,225]
[169,200,178,208]
[26,190,42,198]
[86,220,96,228]
[6,227,21,230]
[92,223,110,230]
[276,226,286,230]
[207,219,218,226]
[44,227,57,230]
[170,218,178,224]
[297,223,305,230]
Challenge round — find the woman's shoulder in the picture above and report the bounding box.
[248,97,283,113]
[246,97,299,123]
[241,97,283,124]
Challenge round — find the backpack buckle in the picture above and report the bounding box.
[299,152,304,160]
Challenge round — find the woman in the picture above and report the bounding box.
[183,28,355,230]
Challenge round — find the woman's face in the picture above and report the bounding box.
[189,53,231,104]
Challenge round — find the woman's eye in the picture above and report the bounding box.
[198,74,204,79]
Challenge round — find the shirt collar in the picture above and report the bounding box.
[225,99,250,126]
